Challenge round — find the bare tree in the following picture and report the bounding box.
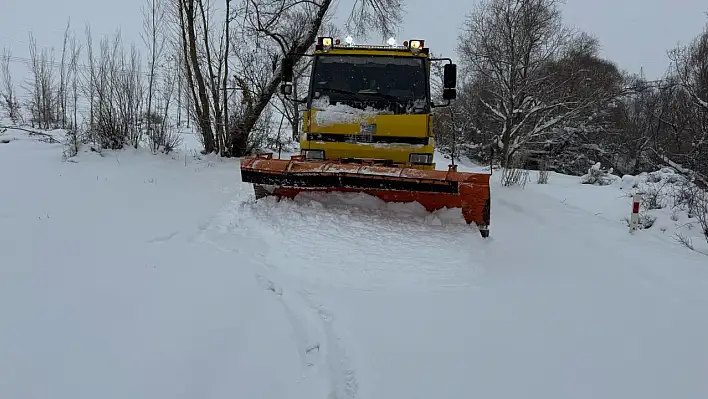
[176,0,218,152]
[56,19,73,129]
[69,34,82,133]
[225,0,327,155]
[142,0,169,149]
[81,29,145,150]
[176,0,406,156]
[660,20,708,186]
[223,0,232,153]
[597,75,662,175]
[670,20,708,112]
[147,53,183,153]
[0,48,21,124]
[457,0,623,167]
[25,33,57,129]
[345,0,402,38]
[82,24,97,136]
[64,30,83,158]
[230,0,405,156]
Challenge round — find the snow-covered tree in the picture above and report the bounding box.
[456,0,624,167]
[660,18,708,187]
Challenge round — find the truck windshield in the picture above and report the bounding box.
[309,54,429,114]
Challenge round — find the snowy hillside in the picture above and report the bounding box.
[1,128,708,399]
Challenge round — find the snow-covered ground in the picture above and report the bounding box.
[1,128,708,399]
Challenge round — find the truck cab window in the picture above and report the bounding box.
[310,55,429,114]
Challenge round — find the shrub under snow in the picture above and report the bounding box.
[621,167,708,253]
[580,162,620,186]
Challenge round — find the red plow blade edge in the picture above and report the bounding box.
[240,153,491,237]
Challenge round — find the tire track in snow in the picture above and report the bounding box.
[194,199,359,399]
[256,273,359,399]
[253,273,325,370]
[300,292,359,399]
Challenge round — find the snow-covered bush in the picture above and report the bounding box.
[673,180,705,218]
[675,183,708,245]
[641,181,671,210]
[698,203,708,245]
[624,213,657,229]
[580,162,619,186]
[619,174,639,190]
[621,167,708,251]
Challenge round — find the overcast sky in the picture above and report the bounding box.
[1,0,707,80]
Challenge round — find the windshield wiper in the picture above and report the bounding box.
[357,90,400,101]
[316,87,360,100]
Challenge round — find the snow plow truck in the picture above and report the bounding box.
[239,37,492,237]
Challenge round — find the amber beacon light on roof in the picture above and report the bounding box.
[239,36,492,238]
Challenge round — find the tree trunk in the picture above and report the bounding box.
[179,0,215,152]
[222,0,231,154]
[291,73,300,141]
[196,0,224,153]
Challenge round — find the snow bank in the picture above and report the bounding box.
[3,127,708,399]
[524,161,708,256]
[620,167,708,254]
[0,129,328,399]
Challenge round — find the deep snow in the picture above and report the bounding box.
[1,128,708,399]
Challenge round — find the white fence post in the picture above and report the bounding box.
[629,193,640,233]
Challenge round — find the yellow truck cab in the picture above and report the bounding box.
[280,37,458,171]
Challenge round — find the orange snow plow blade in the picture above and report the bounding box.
[240,153,492,237]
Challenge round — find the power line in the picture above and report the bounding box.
[0,54,181,78]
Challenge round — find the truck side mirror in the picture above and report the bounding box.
[281,57,294,83]
[280,57,294,98]
[443,63,456,89]
[442,88,457,100]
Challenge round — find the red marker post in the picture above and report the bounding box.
[629,193,640,233]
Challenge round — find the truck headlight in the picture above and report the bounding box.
[302,149,324,160]
[317,37,333,52]
[409,153,433,164]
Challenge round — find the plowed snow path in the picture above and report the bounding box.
[0,133,330,399]
[4,129,708,399]
[208,174,708,399]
